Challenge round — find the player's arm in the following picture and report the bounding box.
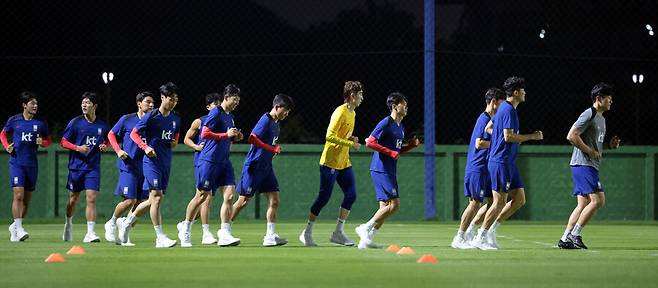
[475,138,490,149]
[183,119,203,151]
[325,110,356,147]
[248,133,280,154]
[503,129,543,143]
[61,137,89,153]
[0,128,13,153]
[108,130,128,159]
[566,125,601,160]
[484,120,493,135]
[603,136,621,150]
[400,136,420,154]
[37,123,51,148]
[366,135,399,160]
[171,132,180,148]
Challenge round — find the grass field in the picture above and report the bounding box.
[1,220,657,288]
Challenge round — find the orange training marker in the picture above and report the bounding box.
[66,246,86,255]
[416,254,439,263]
[386,245,401,252]
[44,253,65,262]
[396,247,416,255]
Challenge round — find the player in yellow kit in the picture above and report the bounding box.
[299,81,364,246]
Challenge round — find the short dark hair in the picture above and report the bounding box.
[223,84,241,97]
[590,82,614,102]
[343,81,363,100]
[386,92,407,111]
[502,76,526,96]
[136,91,154,102]
[205,92,221,106]
[484,88,506,104]
[159,82,179,97]
[81,91,99,105]
[272,94,294,110]
[20,91,37,105]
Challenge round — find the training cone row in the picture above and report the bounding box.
[387,245,438,264]
[45,246,86,262]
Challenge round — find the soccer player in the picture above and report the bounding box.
[558,83,620,249]
[451,88,505,249]
[117,82,181,248]
[61,92,110,243]
[2,92,51,242]
[230,94,294,247]
[177,84,243,247]
[180,92,221,245]
[299,81,364,247]
[355,92,419,249]
[471,77,543,250]
[103,91,155,245]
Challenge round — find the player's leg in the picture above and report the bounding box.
[9,186,26,242]
[262,192,287,246]
[331,167,356,246]
[356,171,398,249]
[63,170,82,242]
[148,189,176,248]
[200,192,216,244]
[300,165,338,246]
[231,195,251,221]
[216,184,240,246]
[177,189,210,247]
[568,192,604,249]
[82,169,101,243]
[453,198,480,249]
[558,195,589,249]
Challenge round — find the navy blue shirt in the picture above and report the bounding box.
[3,114,49,167]
[199,106,234,164]
[244,113,280,168]
[111,113,145,172]
[193,115,208,166]
[489,101,519,164]
[134,110,181,169]
[465,112,491,173]
[63,116,109,171]
[369,116,405,175]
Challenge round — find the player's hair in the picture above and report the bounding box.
[20,91,37,105]
[159,82,179,97]
[223,84,241,98]
[272,93,294,110]
[205,92,221,106]
[386,92,407,111]
[81,91,99,105]
[343,81,363,100]
[136,91,154,102]
[590,82,614,102]
[484,88,506,104]
[502,76,526,96]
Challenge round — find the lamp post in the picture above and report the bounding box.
[632,74,644,144]
[102,72,114,125]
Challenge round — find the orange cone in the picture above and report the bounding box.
[44,253,65,262]
[386,245,401,252]
[417,254,439,263]
[396,247,416,255]
[66,246,86,255]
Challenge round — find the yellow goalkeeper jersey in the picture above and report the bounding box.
[319,103,355,169]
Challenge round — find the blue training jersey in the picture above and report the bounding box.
[369,116,404,175]
[465,112,492,173]
[63,115,109,171]
[244,113,280,168]
[134,109,181,169]
[2,114,49,167]
[193,115,208,166]
[489,101,519,164]
[199,106,234,164]
[111,113,146,172]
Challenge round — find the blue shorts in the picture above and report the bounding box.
[571,165,603,196]
[488,162,524,193]
[114,169,148,199]
[237,163,279,197]
[371,171,399,202]
[9,163,38,191]
[67,169,100,192]
[143,162,170,192]
[463,170,492,202]
[196,160,235,195]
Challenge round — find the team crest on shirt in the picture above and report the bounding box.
[97,128,102,135]
[33,124,38,132]
[172,121,176,129]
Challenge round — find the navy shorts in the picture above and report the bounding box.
[571,165,603,196]
[9,163,38,191]
[196,160,235,195]
[463,170,492,202]
[67,169,100,192]
[237,163,279,197]
[114,169,148,199]
[143,162,170,192]
[371,171,399,202]
[488,162,524,193]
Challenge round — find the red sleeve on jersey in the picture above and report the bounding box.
[366,135,399,160]
[130,128,149,151]
[201,126,229,141]
[107,131,122,152]
[40,136,52,148]
[248,133,280,154]
[0,129,9,149]
[174,132,180,143]
[61,137,78,151]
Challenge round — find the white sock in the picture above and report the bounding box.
[109,215,117,223]
[14,218,23,229]
[66,217,73,225]
[369,227,379,239]
[220,223,231,231]
[465,223,477,234]
[127,214,137,225]
[202,224,211,234]
[87,221,95,233]
[266,222,276,236]
[491,221,501,232]
[305,221,314,233]
[571,224,583,236]
[154,225,165,237]
[365,217,377,230]
[561,229,571,242]
[335,218,345,233]
[477,228,488,239]
[457,230,464,237]
[184,220,192,232]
